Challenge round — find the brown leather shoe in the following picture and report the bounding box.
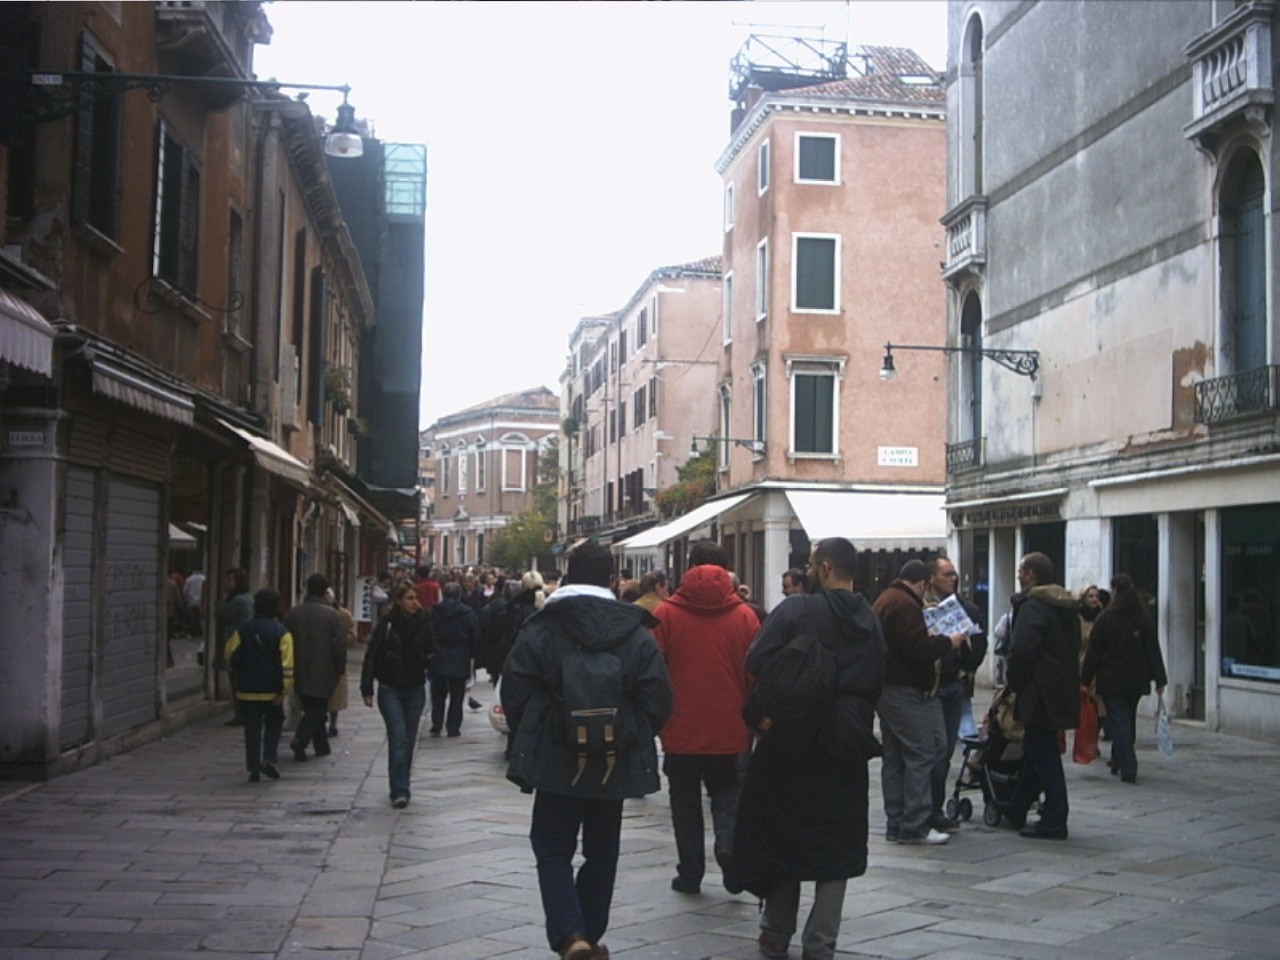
[590,944,610,959]
[558,934,593,960]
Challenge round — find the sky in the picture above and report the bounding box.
[253,1,948,429]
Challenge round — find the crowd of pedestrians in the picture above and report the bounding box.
[213,543,1169,960]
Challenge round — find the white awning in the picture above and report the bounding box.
[0,289,54,376]
[217,418,311,487]
[168,523,198,549]
[90,355,195,425]
[785,489,947,551]
[616,493,751,551]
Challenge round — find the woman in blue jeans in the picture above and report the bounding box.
[361,582,436,807]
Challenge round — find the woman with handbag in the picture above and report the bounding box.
[1080,574,1167,784]
[361,582,437,807]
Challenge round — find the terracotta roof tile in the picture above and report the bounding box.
[786,46,944,108]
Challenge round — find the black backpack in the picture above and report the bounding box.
[558,639,628,788]
[743,594,838,751]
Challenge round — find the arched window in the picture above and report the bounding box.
[1221,151,1267,373]
[960,292,984,442]
[960,15,985,197]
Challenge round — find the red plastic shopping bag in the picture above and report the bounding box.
[1073,687,1099,764]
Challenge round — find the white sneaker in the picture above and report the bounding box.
[899,828,950,845]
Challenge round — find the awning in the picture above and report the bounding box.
[616,493,751,551]
[785,489,947,551]
[217,418,311,487]
[0,289,54,376]
[168,523,198,550]
[90,355,195,425]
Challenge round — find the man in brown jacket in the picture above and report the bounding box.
[872,560,966,845]
[282,573,346,761]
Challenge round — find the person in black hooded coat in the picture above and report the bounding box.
[428,582,480,736]
[729,537,885,960]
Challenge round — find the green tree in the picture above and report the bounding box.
[653,445,716,518]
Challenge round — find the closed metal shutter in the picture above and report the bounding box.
[59,466,95,749]
[100,477,161,737]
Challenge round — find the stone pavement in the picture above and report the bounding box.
[2,653,1279,960]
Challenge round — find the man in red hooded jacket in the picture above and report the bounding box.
[652,539,760,895]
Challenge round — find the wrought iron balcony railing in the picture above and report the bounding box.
[1195,364,1280,424]
[946,436,984,473]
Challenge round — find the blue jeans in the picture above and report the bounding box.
[530,790,623,950]
[377,683,426,800]
[1104,694,1140,780]
[930,679,967,817]
[1009,723,1069,831]
[240,699,284,775]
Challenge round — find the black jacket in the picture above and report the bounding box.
[429,598,480,680]
[361,609,436,695]
[502,590,672,800]
[731,588,886,895]
[1081,607,1167,701]
[1008,584,1081,730]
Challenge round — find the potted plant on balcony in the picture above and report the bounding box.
[325,365,352,413]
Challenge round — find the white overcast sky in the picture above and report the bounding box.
[253,1,948,428]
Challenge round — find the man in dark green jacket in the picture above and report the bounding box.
[1007,552,1081,840]
[502,543,672,960]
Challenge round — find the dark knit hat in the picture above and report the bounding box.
[897,559,930,584]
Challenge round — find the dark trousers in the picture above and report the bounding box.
[1010,723,1069,831]
[241,699,284,774]
[530,790,623,950]
[294,694,331,756]
[930,679,966,817]
[663,753,741,884]
[430,676,466,735]
[1104,694,1141,780]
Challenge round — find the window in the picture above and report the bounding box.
[74,34,121,240]
[649,376,657,417]
[960,292,984,441]
[724,181,735,231]
[960,15,985,196]
[718,382,732,469]
[788,357,844,456]
[752,362,767,448]
[475,445,487,490]
[724,272,734,344]
[609,408,617,444]
[637,307,648,346]
[633,386,646,429]
[756,239,769,321]
[153,119,201,293]
[439,453,451,495]
[458,448,469,494]
[503,448,528,491]
[795,133,839,184]
[619,329,628,365]
[618,400,627,436]
[792,234,839,313]
[1222,151,1268,372]
[758,139,770,194]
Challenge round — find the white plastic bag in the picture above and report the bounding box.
[1154,696,1173,758]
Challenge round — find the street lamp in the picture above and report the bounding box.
[878,342,1041,380]
[28,70,363,158]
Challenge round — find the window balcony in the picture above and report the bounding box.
[154,1,271,94]
[946,436,984,474]
[1194,365,1280,424]
[1184,3,1274,150]
[940,195,987,287]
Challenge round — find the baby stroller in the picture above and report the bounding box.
[946,689,1023,827]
